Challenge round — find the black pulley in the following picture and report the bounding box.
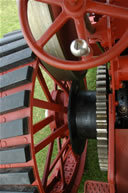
[68,80,96,155]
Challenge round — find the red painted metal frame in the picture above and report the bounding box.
[108,56,128,193]
[19,0,128,71]
[84,57,128,193]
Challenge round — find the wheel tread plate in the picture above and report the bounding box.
[0,32,23,46]
[0,90,30,115]
[0,38,28,57]
[0,66,33,91]
[3,30,22,38]
[0,118,28,139]
[0,48,35,72]
[0,168,35,185]
[0,145,31,164]
[0,185,38,193]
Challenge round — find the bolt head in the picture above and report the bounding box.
[70,39,90,57]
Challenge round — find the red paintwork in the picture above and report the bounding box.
[108,55,128,193]
[84,181,111,193]
[84,57,128,193]
[10,0,128,192]
[115,130,128,193]
[19,0,128,70]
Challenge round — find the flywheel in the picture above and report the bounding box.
[17,0,84,81]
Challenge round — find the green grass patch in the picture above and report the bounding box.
[0,0,20,38]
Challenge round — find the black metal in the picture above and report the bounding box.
[3,30,22,38]
[0,48,35,73]
[0,185,39,193]
[0,145,31,165]
[0,66,33,92]
[0,32,23,46]
[0,168,35,185]
[68,81,96,155]
[0,38,28,57]
[0,118,28,140]
[0,91,30,115]
[115,82,128,128]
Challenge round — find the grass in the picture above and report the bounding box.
[0,0,107,192]
[0,0,20,38]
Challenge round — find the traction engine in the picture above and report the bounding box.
[0,0,128,193]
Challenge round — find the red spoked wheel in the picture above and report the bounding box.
[19,0,128,71]
[0,32,87,193]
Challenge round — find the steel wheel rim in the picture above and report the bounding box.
[19,0,128,71]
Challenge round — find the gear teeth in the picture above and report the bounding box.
[97,69,106,74]
[96,94,106,101]
[96,80,106,86]
[96,74,106,80]
[96,65,108,172]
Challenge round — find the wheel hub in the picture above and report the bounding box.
[64,0,84,12]
[68,80,96,155]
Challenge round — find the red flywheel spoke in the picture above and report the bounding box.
[74,17,88,41]
[37,11,68,47]
[87,1,128,20]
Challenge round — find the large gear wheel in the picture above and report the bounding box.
[96,65,108,171]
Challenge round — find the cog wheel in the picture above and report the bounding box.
[96,65,108,171]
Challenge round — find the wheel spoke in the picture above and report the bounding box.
[87,1,128,20]
[42,142,54,189]
[37,11,68,47]
[49,138,70,174]
[74,17,89,60]
[37,67,53,102]
[35,124,68,153]
[74,17,88,41]
[57,138,66,187]
[33,98,67,113]
[33,115,54,134]
[40,63,69,96]
[35,0,62,7]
